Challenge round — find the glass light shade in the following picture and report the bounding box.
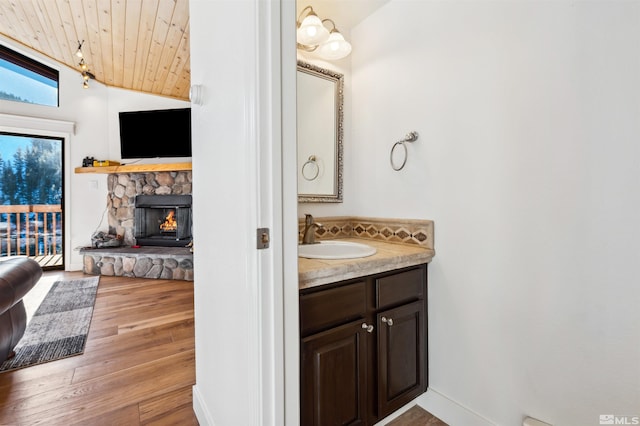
[297,14,330,46]
[317,30,352,60]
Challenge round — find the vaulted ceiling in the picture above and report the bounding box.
[0,0,190,100]
[0,1,389,102]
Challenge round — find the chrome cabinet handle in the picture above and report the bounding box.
[361,323,374,333]
[381,317,394,326]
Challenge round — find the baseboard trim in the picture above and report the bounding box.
[374,387,496,425]
[413,387,496,426]
[67,262,83,271]
[192,385,215,426]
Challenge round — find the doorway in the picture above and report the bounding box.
[0,132,64,269]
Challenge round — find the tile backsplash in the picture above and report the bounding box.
[298,216,434,249]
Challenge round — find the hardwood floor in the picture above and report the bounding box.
[0,271,197,425]
[385,405,448,426]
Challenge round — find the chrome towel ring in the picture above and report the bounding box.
[390,131,419,171]
[302,155,320,181]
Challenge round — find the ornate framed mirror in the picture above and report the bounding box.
[297,61,344,203]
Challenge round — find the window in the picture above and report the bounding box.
[0,44,58,107]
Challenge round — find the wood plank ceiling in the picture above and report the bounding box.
[0,0,190,100]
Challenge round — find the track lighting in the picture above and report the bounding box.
[75,40,84,58]
[296,6,352,60]
[76,41,95,88]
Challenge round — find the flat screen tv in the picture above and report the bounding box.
[119,108,192,159]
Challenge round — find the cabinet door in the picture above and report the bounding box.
[301,319,370,426]
[377,300,425,418]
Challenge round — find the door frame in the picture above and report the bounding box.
[0,113,74,270]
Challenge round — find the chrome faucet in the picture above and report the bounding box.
[302,214,323,245]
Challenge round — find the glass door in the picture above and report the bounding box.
[0,132,63,269]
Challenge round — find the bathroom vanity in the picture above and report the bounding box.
[298,222,435,426]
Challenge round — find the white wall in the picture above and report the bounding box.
[0,36,188,270]
[347,1,640,425]
[189,0,286,424]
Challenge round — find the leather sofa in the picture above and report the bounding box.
[0,257,43,361]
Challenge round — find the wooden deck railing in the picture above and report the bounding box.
[0,204,62,259]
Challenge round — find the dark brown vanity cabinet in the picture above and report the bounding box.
[300,264,428,426]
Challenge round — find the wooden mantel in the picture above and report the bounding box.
[74,162,192,174]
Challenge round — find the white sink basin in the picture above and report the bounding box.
[298,240,377,259]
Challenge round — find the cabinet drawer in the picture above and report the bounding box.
[300,281,367,336]
[375,267,424,310]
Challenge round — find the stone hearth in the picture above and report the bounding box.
[81,246,193,281]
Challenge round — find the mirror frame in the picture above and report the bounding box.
[297,61,344,203]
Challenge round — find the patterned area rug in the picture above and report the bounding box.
[0,276,100,373]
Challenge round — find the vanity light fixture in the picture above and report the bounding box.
[75,40,95,89]
[297,6,329,46]
[316,19,352,60]
[297,6,352,60]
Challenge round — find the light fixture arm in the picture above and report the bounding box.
[297,43,318,52]
[296,5,315,26]
[321,18,337,32]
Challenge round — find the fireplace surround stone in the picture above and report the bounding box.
[80,170,193,281]
[107,170,192,246]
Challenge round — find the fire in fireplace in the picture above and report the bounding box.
[134,195,192,247]
[160,210,177,232]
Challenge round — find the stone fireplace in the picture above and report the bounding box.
[81,169,194,280]
[107,171,192,246]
